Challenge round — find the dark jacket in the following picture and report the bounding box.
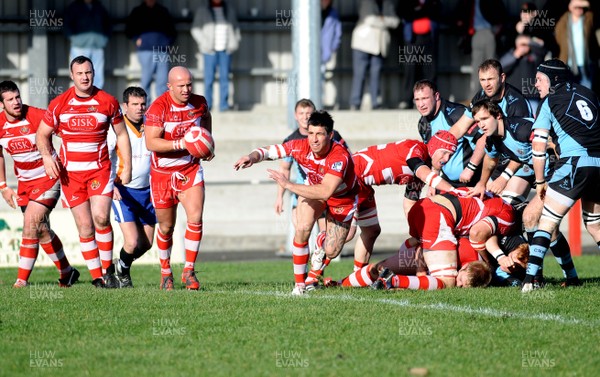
[125,1,176,50]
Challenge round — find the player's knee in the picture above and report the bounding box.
[522,204,541,230]
[361,225,381,242]
[93,214,111,229]
[123,239,138,252]
[469,224,490,244]
[583,210,600,235]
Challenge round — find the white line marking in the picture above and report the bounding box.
[213,289,598,327]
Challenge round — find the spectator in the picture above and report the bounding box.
[555,0,598,88]
[455,0,507,93]
[63,0,111,89]
[500,2,551,113]
[191,0,241,112]
[349,0,399,110]
[321,0,342,109]
[125,0,177,102]
[398,0,441,110]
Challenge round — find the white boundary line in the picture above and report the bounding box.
[213,289,599,327]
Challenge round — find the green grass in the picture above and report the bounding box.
[1,257,600,377]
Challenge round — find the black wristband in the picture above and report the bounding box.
[467,162,477,171]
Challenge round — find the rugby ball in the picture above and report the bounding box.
[184,127,214,159]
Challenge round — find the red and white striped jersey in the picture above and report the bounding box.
[454,196,516,237]
[0,105,51,181]
[268,138,356,198]
[42,86,123,172]
[352,140,430,186]
[145,91,209,173]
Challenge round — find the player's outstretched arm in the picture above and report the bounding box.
[467,154,497,199]
[35,121,61,180]
[414,164,456,194]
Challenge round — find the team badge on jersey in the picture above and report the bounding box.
[19,125,29,135]
[90,179,101,190]
[88,106,97,113]
[333,207,344,214]
[187,111,195,119]
[331,161,343,172]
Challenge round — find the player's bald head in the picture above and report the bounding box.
[168,66,192,84]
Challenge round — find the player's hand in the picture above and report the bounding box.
[234,155,253,170]
[202,153,215,162]
[42,155,61,180]
[426,186,436,197]
[536,181,547,200]
[459,168,474,183]
[497,255,515,273]
[267,168,289,189]
[113,185,122,201]
[1,187,18,209]
[119,170,132,186]
[274,196,284,215]
[466,182,486,199]
[486,177,507,195]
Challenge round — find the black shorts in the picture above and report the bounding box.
[547,156,600,203]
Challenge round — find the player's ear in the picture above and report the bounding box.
[435,91,440,101]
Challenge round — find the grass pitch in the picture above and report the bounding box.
[1,256,600,377]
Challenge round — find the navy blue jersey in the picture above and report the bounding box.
[485,117,534,165]
[467,83,533,119]
[533,82,600,158]
[418,98,479,181]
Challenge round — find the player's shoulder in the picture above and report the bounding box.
[146,92,170,113]
[93,88,119,104]
[24,105,46,118]
[330,140,352,156]
[48,86,75,108]
[470,90,486,108]
[284,129,305,142]
[504,83,527,100]
[189,93,208,106]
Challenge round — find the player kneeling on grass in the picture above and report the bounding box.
[234,110,358,295]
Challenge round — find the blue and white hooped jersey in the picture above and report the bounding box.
[532,82,600,158]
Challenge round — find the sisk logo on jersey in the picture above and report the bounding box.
[330,161,343,172]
